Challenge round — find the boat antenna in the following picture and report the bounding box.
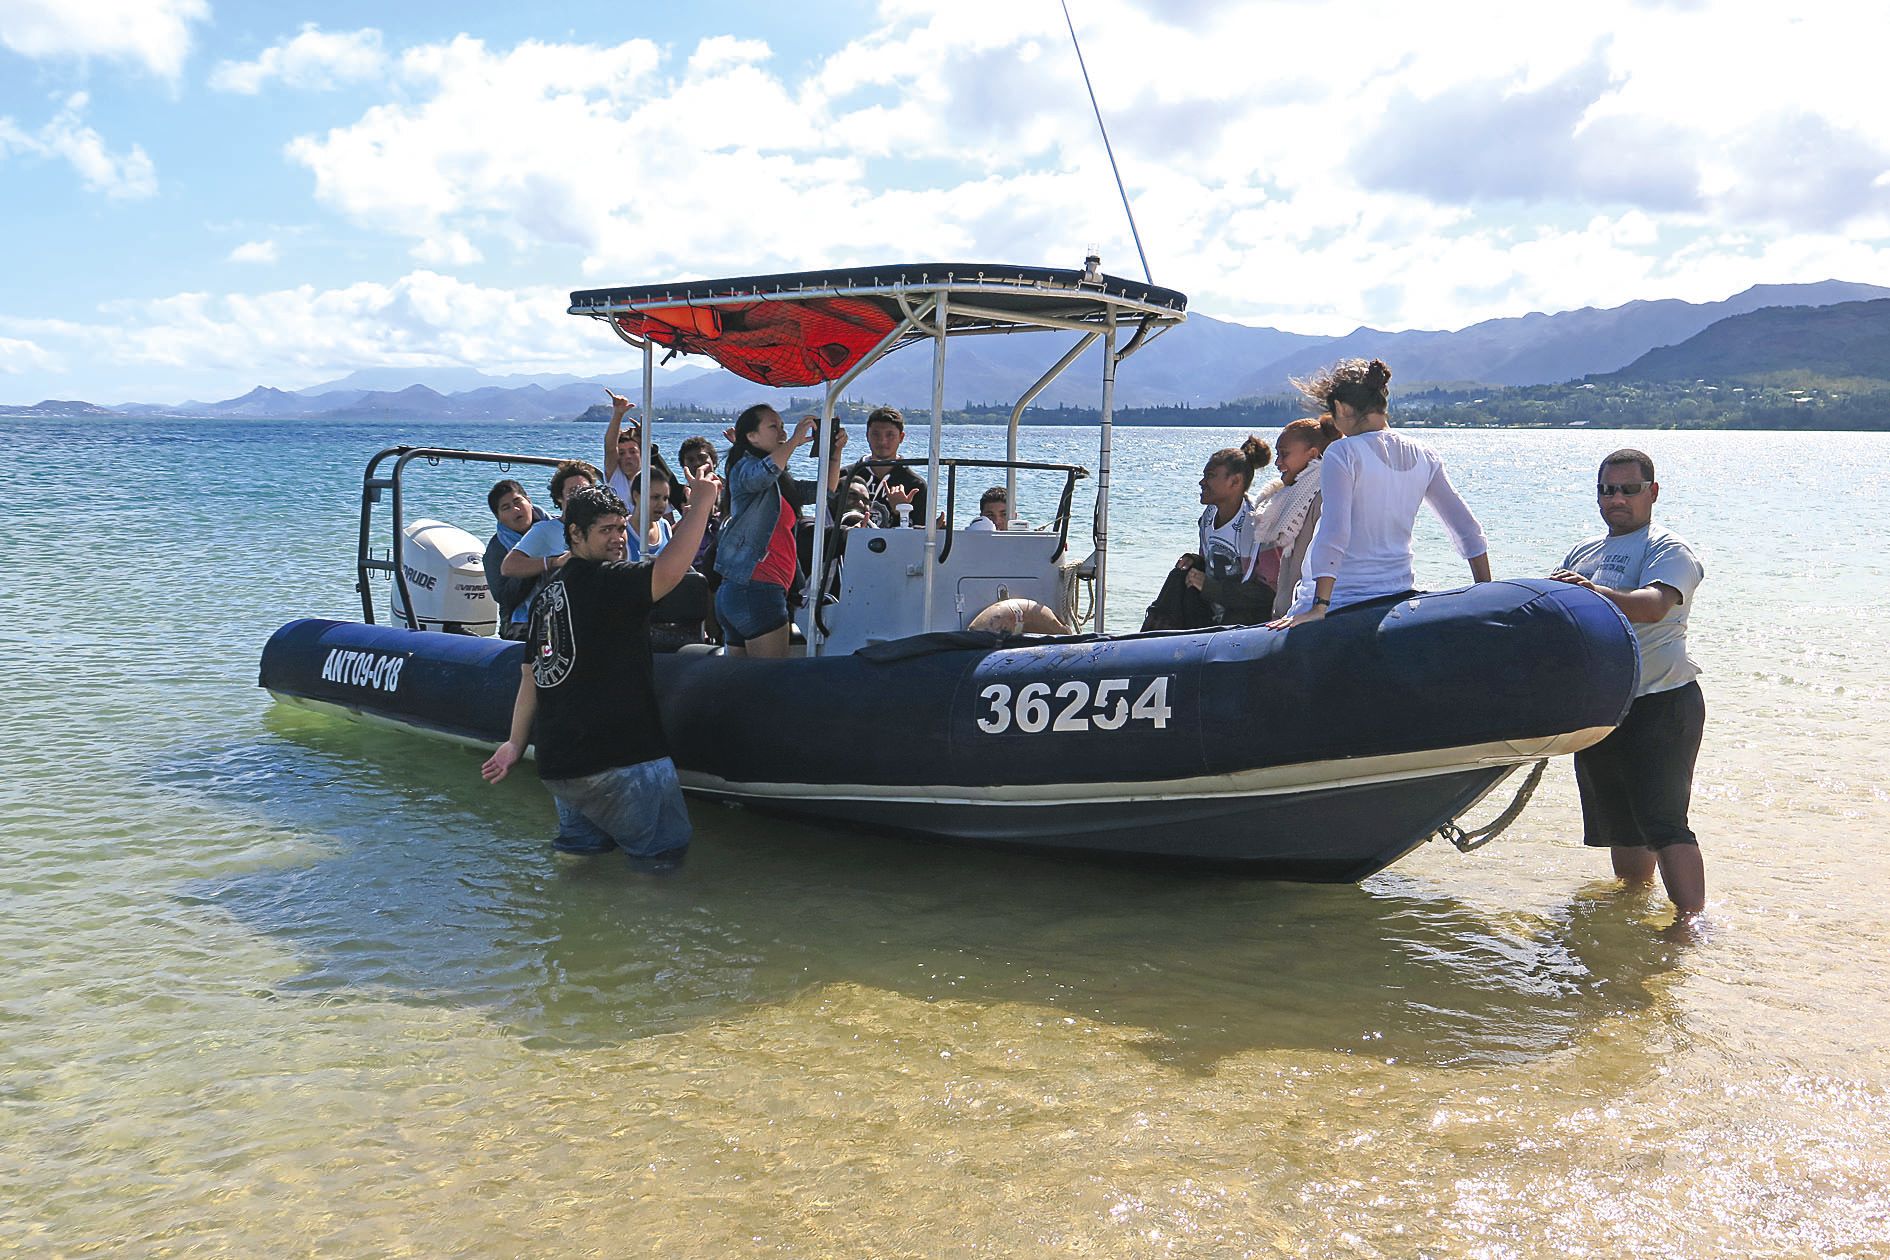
[1061,0,1152,285]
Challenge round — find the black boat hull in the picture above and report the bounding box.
[260,579,1639,881]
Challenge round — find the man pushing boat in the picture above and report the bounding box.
[1552,449,1707,918]
[480,469,722,872]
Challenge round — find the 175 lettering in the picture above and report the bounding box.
[975,676,1173,735]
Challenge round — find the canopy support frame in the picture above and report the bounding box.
[638,337,653,547]
[1006,330,1101,523]
[921,291,949,633]
[805,295,940,655]
[1095,313,1119,631]
[569,268,1189,652]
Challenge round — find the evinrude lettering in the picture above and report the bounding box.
[401,564,438,591]
[320,647,406,693]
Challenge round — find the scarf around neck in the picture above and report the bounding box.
[1247,457,1322,551]
[494,504,549,550]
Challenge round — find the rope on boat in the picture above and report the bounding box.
[1437,758,1549,853]
[1063,557,1095,628]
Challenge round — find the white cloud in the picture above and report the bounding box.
[227,239,278,264]
[15,0,1890,405]
[93,271,632,383]
[0,93,156,198]
[208,24,387,94]
[0,334,59,375]
[0,0,209,79]
[411,231,482,266]
[686,34,770,76]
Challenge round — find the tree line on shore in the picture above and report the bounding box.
[614,377,1890,431]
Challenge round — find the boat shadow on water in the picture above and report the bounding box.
[171,707,1685,1074]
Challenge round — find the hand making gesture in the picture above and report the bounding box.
[604,388,640,478]
[685,468,724,509]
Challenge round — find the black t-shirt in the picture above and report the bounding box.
[525,557,667,780]
[839,458,927,526]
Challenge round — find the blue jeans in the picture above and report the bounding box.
[546,757,691,859]
[714,576,790,646]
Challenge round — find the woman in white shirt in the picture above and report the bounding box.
[1269,358,1490,629]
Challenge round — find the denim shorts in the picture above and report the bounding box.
[545,756,691,859]
[714,576,790,646]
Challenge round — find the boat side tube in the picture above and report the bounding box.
[263,579,1637,784]
[259,581,1638,876]
[261,617,523,745]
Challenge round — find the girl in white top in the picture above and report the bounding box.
[625,468,674,562]
[1270,358,1490,628]
[1245,414,1340,617]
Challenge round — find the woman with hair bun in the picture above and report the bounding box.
[1141,435,1278,631]
[1268,358,1490,629]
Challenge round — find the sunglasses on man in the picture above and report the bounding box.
[1597,481,1651,498]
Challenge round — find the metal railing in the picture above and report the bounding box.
[358,447,1088,638]
[356,445,571,628]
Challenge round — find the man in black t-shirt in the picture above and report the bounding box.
[838,406,927,527]
[481,471,721,871]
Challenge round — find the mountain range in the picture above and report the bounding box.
[1606,296,1890,386]
[9,279,1887,421]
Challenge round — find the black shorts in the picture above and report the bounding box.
[1574,681,1705,850]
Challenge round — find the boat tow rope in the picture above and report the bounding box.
[1437,758,1549,853]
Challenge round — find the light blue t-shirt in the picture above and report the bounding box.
[506,518,567,623]
[1563,523,1704,696]
[626,517,671,563]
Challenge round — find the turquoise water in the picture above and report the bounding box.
[4,417,1889,1255]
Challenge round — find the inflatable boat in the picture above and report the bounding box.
[260,262,1641,881]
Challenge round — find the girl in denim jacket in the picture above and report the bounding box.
[713,404,821,658]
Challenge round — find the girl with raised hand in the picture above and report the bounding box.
[1268,359,1490,629]
[712,404,832,658]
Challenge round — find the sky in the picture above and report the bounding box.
[3,0,1889,404]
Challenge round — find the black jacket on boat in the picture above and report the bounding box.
[483,505,551,625]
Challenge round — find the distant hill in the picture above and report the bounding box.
[11,279,1890,423]
[198,386,312,418]
[1608,297,1890,386]
[1235,280,1890,396]
[2,399,116,417]
[294,364,713,397]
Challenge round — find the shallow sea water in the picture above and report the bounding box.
[3,417,1888,1257]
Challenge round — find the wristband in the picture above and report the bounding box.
[1311,597,1330,608]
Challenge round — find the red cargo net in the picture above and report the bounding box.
[615,296,900,387]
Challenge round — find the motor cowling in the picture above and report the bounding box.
[389,518,497,635]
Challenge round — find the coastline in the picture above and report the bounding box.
[7,408,1885,431]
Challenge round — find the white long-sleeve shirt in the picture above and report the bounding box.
[1291,430,1487,613]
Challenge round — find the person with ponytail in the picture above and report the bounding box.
[713,403,843,658]
[1141,436,1277,631]
[1245,414,1341,618]
[1268,359,1490,629]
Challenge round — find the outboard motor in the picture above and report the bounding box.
[389,518,498,636]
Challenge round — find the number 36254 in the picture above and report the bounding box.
[975,677,1173,735]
